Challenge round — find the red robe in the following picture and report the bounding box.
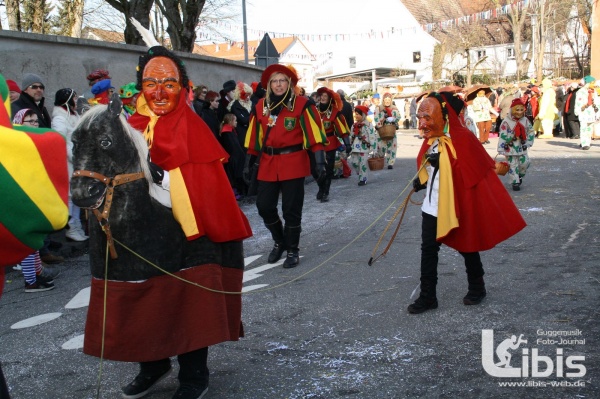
[417,104,526,252]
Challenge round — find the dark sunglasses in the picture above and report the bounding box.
[29,84,45,90]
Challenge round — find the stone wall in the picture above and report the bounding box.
[0,30,262,113]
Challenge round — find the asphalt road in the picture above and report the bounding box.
[1,130,598,399]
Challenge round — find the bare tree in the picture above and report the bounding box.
[493,0,531,81]
[103,0,155,46]
[5,0,22,31]
[54,0,85,37]
[21,0,54,33]
[154,0,205,52]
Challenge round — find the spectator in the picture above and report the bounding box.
[409,96,418,129]
[217,79,236,122]
[562,82,581,139]
[200,90,221,140]
[6,79,21,103]
[219,113,246,200]
[228,82,253,148]
[89,79,114,106]
[192,84,208,116]
[11,73,51,128]
[52,88,88,242]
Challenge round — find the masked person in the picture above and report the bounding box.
[409,91,526,314]
[350,105,377,186]
[497,98,535,191]
[314,87,351,202]
[82,46,252,399]
[374,93,399,169]
[244,65,328,268]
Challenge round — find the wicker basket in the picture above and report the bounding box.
[494,154,509,176]
[368,156,384,171]
[378,124,396,141]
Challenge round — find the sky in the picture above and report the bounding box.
[0,0,416,54]
[237,0,416,52]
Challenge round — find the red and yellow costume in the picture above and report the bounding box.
[245,95,327,179]
[416,102,526,252]
[84,61,251,361]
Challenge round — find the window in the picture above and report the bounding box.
[349,57,356,68]
[507,47,515,59]
[413,52,421,63]
[477,50,486,59]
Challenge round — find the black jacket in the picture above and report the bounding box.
[340,96,354,129]
[229,100,251,147]
[200,106,220,140]
[12,92,52,128]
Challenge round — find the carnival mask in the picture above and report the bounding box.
[142,56,181,115]
[417,98,445,139]
[511,104,525,120]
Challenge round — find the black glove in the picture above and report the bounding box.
[343,136,352,155]
[426,153,439,168]
[243,154,254,186]
[413,177,427,192]
[314,150,327,184]
[148,161,164,185]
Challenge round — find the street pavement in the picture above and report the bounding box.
[1,130,598,398]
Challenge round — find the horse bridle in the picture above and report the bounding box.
[72,169,145,259]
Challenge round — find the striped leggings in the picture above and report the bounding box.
[21,251,43,284]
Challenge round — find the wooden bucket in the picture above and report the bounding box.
[378,124,396,141]
[368,156,384,171]
[494,154,509,176]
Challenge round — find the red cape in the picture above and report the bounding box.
[417,100,526,252]
[128,92,251,242]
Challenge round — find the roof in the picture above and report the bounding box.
[317,67,417,82]
[196,36,305,62]
[82,27,125,44]
[401,0,465,25]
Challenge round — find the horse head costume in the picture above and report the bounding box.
[70,90,249,363]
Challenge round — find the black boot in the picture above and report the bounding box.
[283,225,301,268]
[407,281,438,314]
[321,178,331,202]
[265,219,285,263]
[316,186,324,201]
[122,359,172,399]
[463,276,487,305]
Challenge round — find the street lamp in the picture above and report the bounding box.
[242,0,248,64]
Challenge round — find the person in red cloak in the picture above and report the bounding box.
[409,91,526,314]
[84,46,252,399]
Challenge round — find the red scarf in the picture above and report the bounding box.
[564,92,573,112]
[384,106,393,118]
[513,118,528,141]
[353,122,364,136]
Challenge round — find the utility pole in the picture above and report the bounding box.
[242,0,249,64]
[591,0,600,78]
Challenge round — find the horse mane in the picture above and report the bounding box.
[78,105,153,186]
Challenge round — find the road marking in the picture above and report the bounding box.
[62,334,84,350]
[65,287,91,309]
[244,254,263,266]
[11,312,62,329]
[242,284,269,292]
